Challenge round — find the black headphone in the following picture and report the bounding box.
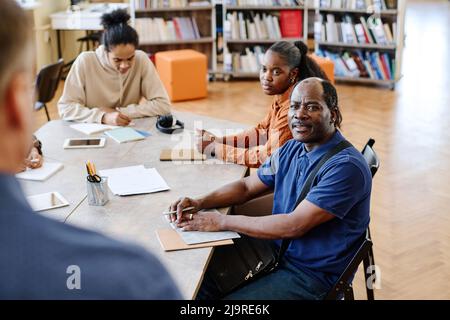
[156,114,184,134]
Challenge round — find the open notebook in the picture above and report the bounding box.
[156,209,240,251]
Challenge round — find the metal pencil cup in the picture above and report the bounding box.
[86,176,109,206]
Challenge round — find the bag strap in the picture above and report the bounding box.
[275,139,353,264]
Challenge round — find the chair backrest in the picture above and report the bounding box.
[361,138,380,178]
[324,230,373,300]
[35,58,64,103]
[324,138,380,300]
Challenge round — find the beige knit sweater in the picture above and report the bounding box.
[58,45,171,123]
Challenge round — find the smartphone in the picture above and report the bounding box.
[27,191,69,212]
[63,137,106,149]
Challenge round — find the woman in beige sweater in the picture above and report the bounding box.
[58,9,171,126]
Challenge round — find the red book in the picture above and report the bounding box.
[279,10,303,38]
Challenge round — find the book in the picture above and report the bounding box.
[16,162,63,181]
[279,10,303,38]
[70,123,118,135]
[160,148,206,161]
[104,127,145,143]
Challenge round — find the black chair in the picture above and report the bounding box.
[34,59,64,121]
[325,138,380,300]
[77,31,102,53]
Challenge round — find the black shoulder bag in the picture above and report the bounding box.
[205,140,353,298]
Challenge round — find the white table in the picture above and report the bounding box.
[27,111,249,298]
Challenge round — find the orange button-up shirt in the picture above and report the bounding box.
[214,85,294,168]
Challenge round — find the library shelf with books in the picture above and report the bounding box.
[130,0,217,73]
[311,0,406,89]
[221,0,308,79]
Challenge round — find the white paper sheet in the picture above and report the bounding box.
[16,162,63,181]
[99,165,170,196]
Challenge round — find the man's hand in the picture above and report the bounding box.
[16,147,43,172]
[195,129,216,157]
[102,111,131,126]
[169,197,202,223]
[25,147,43,169]
[176,210,225,232]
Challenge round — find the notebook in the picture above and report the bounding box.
[104,127,145,143]
[156,229,234,252]
[70,123,118,135]
[16,162,63,181]
[160,148,206,161]
[168,209,240,245]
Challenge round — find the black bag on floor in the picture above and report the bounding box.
[203,140,353,298]
[206,234,279,296]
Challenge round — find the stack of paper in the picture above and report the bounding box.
[70,123,118,135]
[99,165,170,196]
[16,162,63,181]
[105,127,146,143]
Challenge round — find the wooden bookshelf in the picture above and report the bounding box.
[316,8,397,15]
[130,1,217,72]
[317,41,396,50]
[311,0,406,89]
[222,1,308,79]
[135,5,214,13]
[140,37,214,46]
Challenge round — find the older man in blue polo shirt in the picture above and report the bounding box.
[170,77,372,300]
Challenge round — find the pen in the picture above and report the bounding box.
[162,206,195,216]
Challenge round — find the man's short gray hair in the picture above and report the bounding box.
[0,0,33,102]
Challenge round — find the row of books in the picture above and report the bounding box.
[314,0,397,10]
[314,14,396,45]
[223,46,265,73]
[316,48,395,80]
[132,0,210,9]
[135,17,202,42]
[224,10,302,40]
[224,0,303,6]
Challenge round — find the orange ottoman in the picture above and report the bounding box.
[310,54,335,84]
[155,49,207,102]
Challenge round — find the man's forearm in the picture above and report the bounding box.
[197,180,252,210]
[221,214,301,240]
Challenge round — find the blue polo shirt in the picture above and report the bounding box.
[0,174,181,299]
[257,131,372,288]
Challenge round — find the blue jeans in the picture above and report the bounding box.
[196,258,330,300]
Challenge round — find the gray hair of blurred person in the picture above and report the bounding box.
[0,0,34,103]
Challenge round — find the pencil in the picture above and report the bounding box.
[162,206,195,216]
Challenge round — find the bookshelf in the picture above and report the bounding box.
[311,0,406,89]
[221,1,308,79]
[130,0,217,72]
